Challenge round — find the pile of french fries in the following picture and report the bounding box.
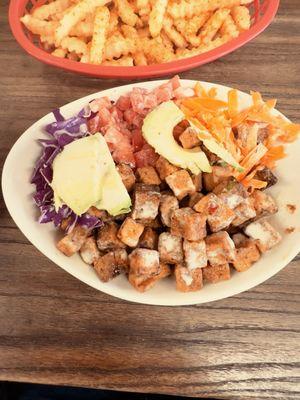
[21,0,253,66]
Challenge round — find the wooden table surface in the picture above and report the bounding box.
[1,1,300,399]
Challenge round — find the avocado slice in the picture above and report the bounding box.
[142,101,212,174]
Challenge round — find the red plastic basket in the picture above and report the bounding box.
[9,0,280,79]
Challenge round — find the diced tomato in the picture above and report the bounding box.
[134,144,159,167]
[98,107,112,127]
[89,97,112,112]
[174,87,195,99]
[87,115,100,134]
[130,87,149,114]
[132,128,146,152]
[170,75,181,90]
[154,86,173,103]
[105,126,130,148]
[124,108,143,127]
[142,92,158,110]
[113,143,136,167]
[116,95,131,111]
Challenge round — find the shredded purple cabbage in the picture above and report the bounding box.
[32,107,103,233]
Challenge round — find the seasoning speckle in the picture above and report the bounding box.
[286,204,296,214]
[285,227,295,234]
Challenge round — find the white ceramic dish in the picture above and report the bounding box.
[2,80,300,306]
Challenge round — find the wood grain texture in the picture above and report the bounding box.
[0,0,300,398]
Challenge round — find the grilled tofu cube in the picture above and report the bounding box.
[87,207,112,221]
[206,231,236,266]
[171,207,207,241]
[232,198,256,226]
[179,127,201,149]
[97,222,126,251]
[202,263,230,283]
[139,227,158,249]
[174,264,203,292]
[233,239,260,272]
[213,178,248,209]
[244,220,282,253]
[57,225,89,257]
[80,236,100,265]
[188,192,204,208]
[250,190,278,217]
[183,239,207,270]
[136,166,161,185]
[194,193,235,232]
[129,248,160,276]
[155,156,179,180]
[128,263,171,292]
[232,233,248,247]
[166,170,196,200]
[131,185,161,220]
[94,249,128,282]
[160,193,179,227]
[203,165,232,191]
[117,217,144,247]
[116,163,136,192]
[192,172,202,192]
[158,232,183,263]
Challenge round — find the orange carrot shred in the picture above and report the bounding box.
[228,89,238,118]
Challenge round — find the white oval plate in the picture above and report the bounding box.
[2,80,300,306]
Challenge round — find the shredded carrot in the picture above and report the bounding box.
[228,89,238,118]
[242,178,268,189]
[181,82,300,174]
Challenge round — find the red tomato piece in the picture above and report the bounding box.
[116,95,131,111]
[134,144,158,167]
[132,128,146,152]
[87,115,100,134]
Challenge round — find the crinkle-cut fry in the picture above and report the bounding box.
[40,34,56,45]
[70,20,94,37]
[160,31,174,52]
[220,14,239,38]
[174,12,211,46]
[148,0,168,37]
[107,8,119,34]
[199,8,230,44]
[32,0,71,20]
[20,14,58,35]
[168,0,252,19]
[175,35,229,59]
[231,5,251,31]
[137,27,150,38]
[141,36,174,63]
[115,0,138,26]
[121,24,138,39]
[104,35,136,60]
[51,47,67,57]
[133,51,148,65]
[163,16,187,48]
[136,0,151,16]
[90,6,110,64]
[102,56,134,66]
[60,36,88,54]
[55,0,109,45]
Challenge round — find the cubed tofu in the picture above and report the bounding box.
[136,166,161,185]
[139,227,158,249]
[202,263,230,283]
[158,232,183,263]
[80,236,100,265]
[205,231,236,266]
[192,172,202,192]
[129,248,160,276]
[87,207,111,221]
[203,165,232,191]
[97,222,126,251]
[183,239,207,270]
[179,127,201,149]
[188,192,204,208]
[213,178,247,209]
[94,249,128,282]
[116,163,136,192]
[128,263,171,292]
[131,185,161,220]
[233,239,260,272]
[232,198,256,226]
[57,225,89,257]
[155,156,179,180]
[194,193,235,232]
[136,217,162,229]
[117,217,144,247]
[166,170,196,200]
[250,190,278,217]
[171,207,207,241]
[174,264,203,292]
[173,119,190,141]
[232,232,248,247]
[244,220,282,253]
[160,193,179,227]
